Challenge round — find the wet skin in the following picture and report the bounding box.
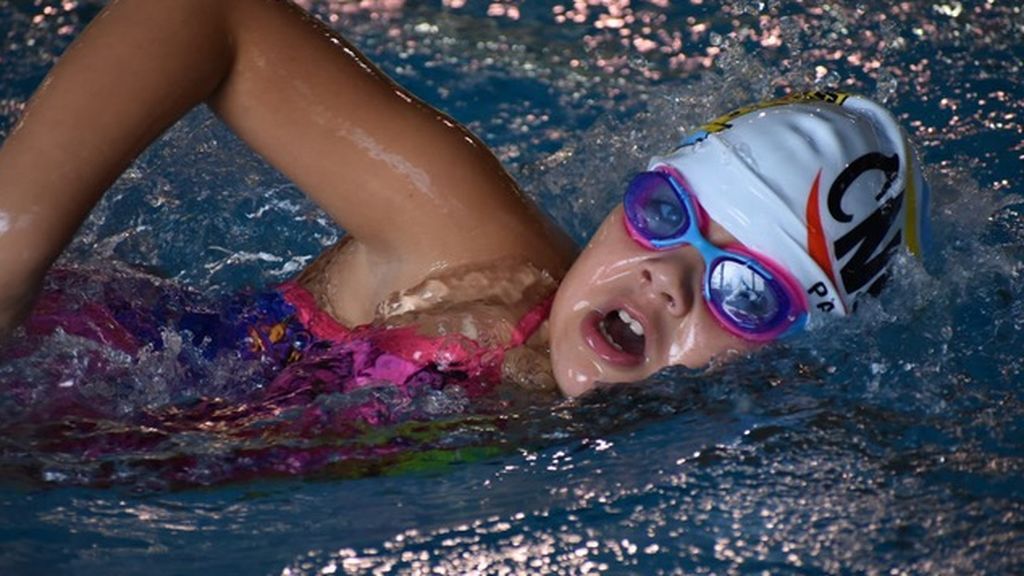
[0,0,576,336]
[0,0,757,398]
[548,204,760,398]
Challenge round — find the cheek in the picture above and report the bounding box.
[547,225,634,397]
[664,309,761,368]
[549,214,635,321]
[548,278,599,397]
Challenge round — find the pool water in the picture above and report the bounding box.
[2,0,1023,573]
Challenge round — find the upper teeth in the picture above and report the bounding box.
[618,310,644,336]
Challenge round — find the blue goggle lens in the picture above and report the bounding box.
[624,172,689,241]
[707,257,789,332]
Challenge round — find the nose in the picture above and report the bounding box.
[638,251,701,317]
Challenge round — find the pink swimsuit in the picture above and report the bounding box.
[276,280,551,391]
[3,274,554,486]
[19,271,551,397]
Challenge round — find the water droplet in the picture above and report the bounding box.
[874,71,898,103]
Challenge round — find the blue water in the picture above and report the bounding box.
[2,0,1023,574]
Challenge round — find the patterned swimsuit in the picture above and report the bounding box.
[4,272,553,486]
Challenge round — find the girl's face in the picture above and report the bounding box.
[548,204,760,397]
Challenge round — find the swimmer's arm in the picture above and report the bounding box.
[0,0,236,335]
[0,0,574,334]
[0,0,239,334]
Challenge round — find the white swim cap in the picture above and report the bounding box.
[647,91,930,318]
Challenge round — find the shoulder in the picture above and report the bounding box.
[374,257,557,336]
[299,231,571,327]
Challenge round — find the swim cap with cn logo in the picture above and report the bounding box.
[646,91,930,320]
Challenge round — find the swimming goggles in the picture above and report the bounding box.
[622,169,808,342]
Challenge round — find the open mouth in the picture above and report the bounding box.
[583,308,647,366]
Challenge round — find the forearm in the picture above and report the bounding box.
[0,0,235,333]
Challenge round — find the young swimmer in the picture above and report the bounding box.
[0,0,928,400]
[551,91,931,395]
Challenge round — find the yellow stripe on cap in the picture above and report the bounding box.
[902,141,922,257]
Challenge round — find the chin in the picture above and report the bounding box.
[548,320,586,397]
[548,310,646,398]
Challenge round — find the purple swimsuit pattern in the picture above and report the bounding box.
[1,271,552,487]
